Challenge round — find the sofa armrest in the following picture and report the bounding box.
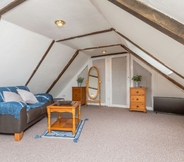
[0,101,26,119]
[0,107,27,134]
[35,93,53,103]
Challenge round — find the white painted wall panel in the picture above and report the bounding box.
[153,72,184,98]
[28,43,75,93]
[50,52,90,98]
[0,20,52,87]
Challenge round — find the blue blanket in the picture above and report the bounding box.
[0,86,53,119]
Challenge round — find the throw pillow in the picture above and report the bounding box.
[3,91,24,102]
[17,89,39,104]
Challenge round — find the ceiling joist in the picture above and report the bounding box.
[79,44,122,51]
[56,28,114,42]
[91,52,127,58]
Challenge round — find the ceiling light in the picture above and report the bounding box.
[102,50,106,54]
[55,20,66,27]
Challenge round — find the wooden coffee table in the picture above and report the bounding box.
[47,101,81,134]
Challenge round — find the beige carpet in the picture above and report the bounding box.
[0,106,184,162]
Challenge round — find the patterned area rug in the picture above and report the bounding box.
[35,118,88,143]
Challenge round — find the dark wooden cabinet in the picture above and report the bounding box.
[72,87,86,105]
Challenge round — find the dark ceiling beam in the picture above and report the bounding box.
[56,28,114,42]
[0,0,26,17]
[108,0,184,45]
[79,44,122,51]
[92,52,127,58]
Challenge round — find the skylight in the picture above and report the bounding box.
[125,40,173,75]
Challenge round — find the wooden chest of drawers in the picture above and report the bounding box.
[130,87,146,113]
[72,87,86,105]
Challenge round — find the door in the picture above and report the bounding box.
[110,55,128,107]
[91,54,129,107]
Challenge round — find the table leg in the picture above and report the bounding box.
[47,109,51,133]
[78,103,81,121]
[72,109,75,134]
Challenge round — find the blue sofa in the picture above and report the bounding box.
[0,86,53,141]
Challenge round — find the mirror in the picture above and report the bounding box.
[86,66,101,108]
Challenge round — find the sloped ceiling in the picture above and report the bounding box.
[108,0,184,45]
[1,0,127,56]
[0,0,184,94]
[1,0,111,40]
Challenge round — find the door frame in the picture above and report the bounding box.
[109,54,129,108]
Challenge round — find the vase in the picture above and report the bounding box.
[78,83,82,87]
[135,82,140,87]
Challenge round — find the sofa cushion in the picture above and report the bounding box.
[26,102,46,111]
[17,89,38,104]
[0,86,30,102]
[3,91,24,102]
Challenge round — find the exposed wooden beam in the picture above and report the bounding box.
[113,28,184,80]
[25,40,55,86]
[108,0,184,45]
[56,28,114,42]
[79,44,122,51]
[0,0,26,17]
[121,44,184,91]
[91,52,127,58]
[46,50,79,93]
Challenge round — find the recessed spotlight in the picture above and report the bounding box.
[55,20,66,27]
[102,50,106,54]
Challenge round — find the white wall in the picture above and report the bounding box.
[57,60,90,100]
[28,43,76,93]
[0,19,52,87]
[50,51,90,98]
[153,72,184,98]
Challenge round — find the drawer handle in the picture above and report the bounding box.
[136,91,139,93]
[136,98,139,101]
[137,106,139,108]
